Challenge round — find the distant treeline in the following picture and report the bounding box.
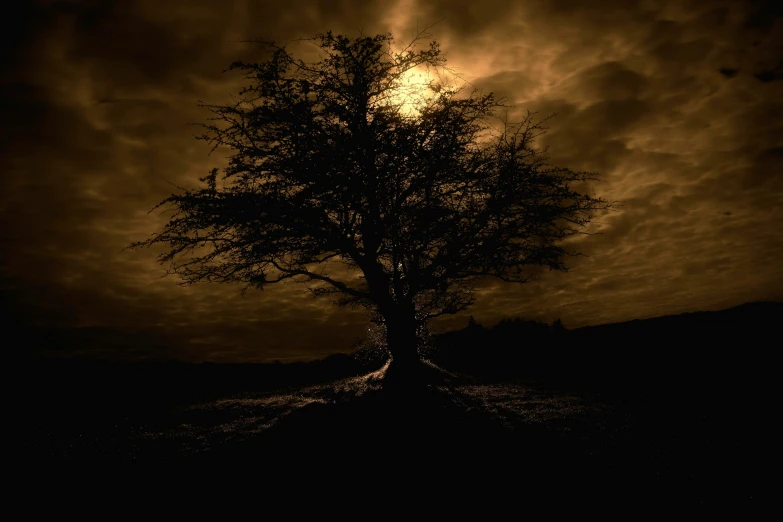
[25,301,780,400]
[430,300,781,389]
[430,315,570,379]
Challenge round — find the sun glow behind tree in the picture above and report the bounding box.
[386,66,438,116]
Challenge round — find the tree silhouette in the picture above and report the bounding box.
[131,30,610,382]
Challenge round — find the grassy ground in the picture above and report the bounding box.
[23,357,764,507]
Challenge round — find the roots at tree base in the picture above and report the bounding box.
[381,354,452,396]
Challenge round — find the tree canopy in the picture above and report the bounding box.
[131,30,610,372]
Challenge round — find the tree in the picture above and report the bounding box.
[551,318,566,334]
[130,30,610,382]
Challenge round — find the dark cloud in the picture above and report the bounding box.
[754,64,783,82]
[743,0,783,31]
[3,0,782,361]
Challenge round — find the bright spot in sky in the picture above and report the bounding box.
[389,66,437,116]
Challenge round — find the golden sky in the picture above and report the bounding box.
[4,0,782,362]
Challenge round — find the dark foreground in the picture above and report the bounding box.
[21,302,778,503]
[23,356,767,505]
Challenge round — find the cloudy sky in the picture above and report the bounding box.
[4,0,782,362]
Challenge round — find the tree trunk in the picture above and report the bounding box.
[383,306,423,389]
